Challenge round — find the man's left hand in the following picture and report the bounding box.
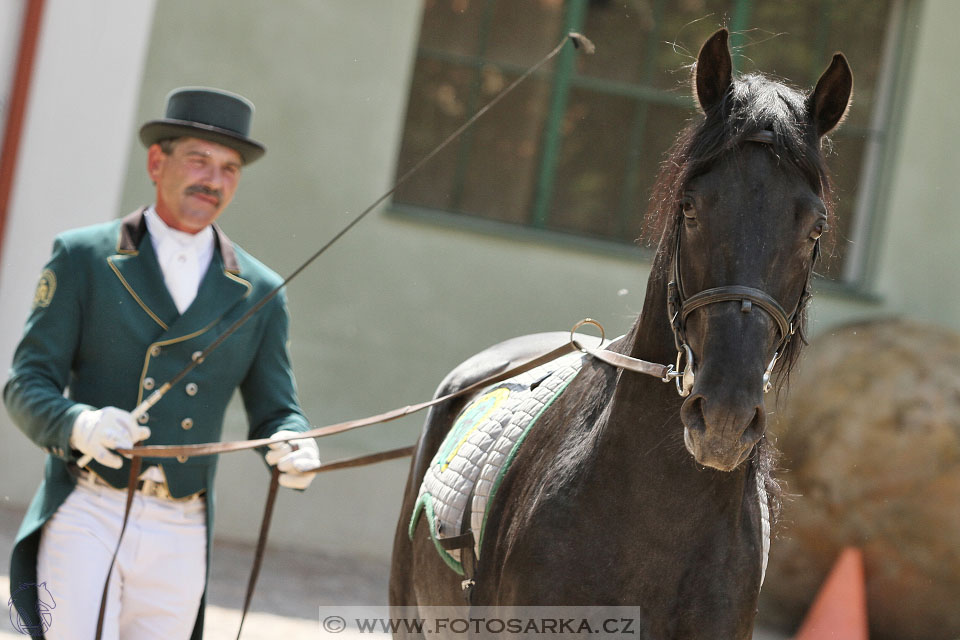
[266,430,321,489]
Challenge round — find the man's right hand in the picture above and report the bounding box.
[70,407,151,469]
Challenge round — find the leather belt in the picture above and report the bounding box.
[78,469,205,502]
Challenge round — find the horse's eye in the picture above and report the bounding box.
[681,197,697,219]
[810,219,827,240]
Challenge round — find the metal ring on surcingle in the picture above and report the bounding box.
[570,318,606,353]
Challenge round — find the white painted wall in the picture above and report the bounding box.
[0,0,156,502]
[0,0,27,156]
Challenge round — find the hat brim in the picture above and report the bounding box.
[140,119,265,164]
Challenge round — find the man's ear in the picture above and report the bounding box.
[146,144,165,185]
[694,28,733,114]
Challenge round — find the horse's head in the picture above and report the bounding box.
[665,30,852,471]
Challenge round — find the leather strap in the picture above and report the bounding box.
[93,446,415,640]
[575,344,671,379]
[437,531,475,551]
[680,285,792,340]
[743,130,776,145]
[95,455,141,640]
[236,468,280,640]
[305,445,415,474]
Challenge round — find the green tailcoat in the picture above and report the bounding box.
[4,209,310,639]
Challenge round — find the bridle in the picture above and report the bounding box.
[664,130,817,398]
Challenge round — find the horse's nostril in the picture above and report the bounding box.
[740,406,766,445]
[681,395,707,435]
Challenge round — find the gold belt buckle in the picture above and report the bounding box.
[138,478,172,500]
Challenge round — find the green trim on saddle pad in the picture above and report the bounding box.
[409,493,465,575]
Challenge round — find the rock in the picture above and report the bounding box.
[757,318,960,640]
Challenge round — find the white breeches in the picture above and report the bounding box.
[36,477,207,640]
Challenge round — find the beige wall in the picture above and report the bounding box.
[812,0,959,335]
[1,0,956,563]
[871,0,960,326]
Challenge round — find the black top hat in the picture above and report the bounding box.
[139,87,266,164]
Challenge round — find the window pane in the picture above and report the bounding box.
[821,0,893,129]
[459,70,552,224]
[549,93,695,243]
[744,0,893,129]
[394,60,474,212]
[485,0,565,68]
[576,0,657,85]
[548,89,636,239]
[419,0,487,56]
[577,0,732,91]
[648,0,735,91]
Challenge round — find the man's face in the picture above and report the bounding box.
[147,137,243,233]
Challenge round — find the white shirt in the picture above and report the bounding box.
[143,207,215,314]
[141,208,215,482]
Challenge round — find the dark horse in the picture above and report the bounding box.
[391,29,852,639]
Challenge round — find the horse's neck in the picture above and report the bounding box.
[618,246,676,367]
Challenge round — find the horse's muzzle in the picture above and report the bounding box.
[680,394,765,471]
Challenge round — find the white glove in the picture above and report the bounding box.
[265,430,321,489]
[71,407,151,469]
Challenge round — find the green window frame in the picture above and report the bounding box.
[392,0,912,286]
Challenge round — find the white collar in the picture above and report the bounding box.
[143,207,215,253]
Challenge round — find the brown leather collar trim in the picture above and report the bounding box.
[213,225,240,274]
[117,207,240,273]
[117,208,148,254]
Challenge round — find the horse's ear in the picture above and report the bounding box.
[808,53,853,137]
[694,29,733,113]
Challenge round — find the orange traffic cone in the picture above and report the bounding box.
[792,547,869,640]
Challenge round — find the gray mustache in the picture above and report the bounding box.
[184,185,222,203]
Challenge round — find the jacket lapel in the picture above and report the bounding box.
[107,209,179,331]
[108,209,252,338]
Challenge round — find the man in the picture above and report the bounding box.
[5,87,321,639]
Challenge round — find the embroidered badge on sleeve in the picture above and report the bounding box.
[32,269,57,309]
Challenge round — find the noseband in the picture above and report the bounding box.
[665,130,815,397]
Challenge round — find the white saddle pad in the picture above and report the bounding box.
[410,351,585,574]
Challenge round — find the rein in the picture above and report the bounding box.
[113,322,672,461]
